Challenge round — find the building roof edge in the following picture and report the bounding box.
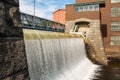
[53,9,65,14]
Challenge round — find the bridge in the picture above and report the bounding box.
[21,13,65,32]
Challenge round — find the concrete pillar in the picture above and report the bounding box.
[0,0,30,80]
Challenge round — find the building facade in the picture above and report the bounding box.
[66,0,120,57]
[53,9,66,24]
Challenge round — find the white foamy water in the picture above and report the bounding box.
[24,30,99,80]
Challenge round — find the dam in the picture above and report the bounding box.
[1,0,120,80]
[23,29,99,80]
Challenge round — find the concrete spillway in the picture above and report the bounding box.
[23,29,99,80]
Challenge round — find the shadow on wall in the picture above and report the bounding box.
[101,24,107,37]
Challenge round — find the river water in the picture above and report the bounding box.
[92,59,120,80]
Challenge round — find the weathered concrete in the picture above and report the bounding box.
[66,18,107,65]
[0,0,30,80]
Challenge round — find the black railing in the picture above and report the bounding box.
[21,12,65,32]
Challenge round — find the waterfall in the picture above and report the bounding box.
[23,29,99,80]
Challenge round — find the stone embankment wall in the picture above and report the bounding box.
[85,20,107,65]
[0,0,29,80]
[84,39,106,65]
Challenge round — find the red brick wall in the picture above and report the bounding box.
[66,5,75,21]
[66,5,100,21]
[100,0,120,55]
[100,0,111,48]
[74,12,100,20]
[53,9,66,24]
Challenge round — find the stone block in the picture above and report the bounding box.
[5,3,21,27]
[65,21,74,32]
[0,2,6,32]
[1,0,19,7]
[4,70,29,80]
[0,38,29,79]
[0,27,23,37]
[0,1,21,34]
[0,0,30,80]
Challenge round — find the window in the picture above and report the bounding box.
[111,21,120,31]
[89,5,93,11]
[75,6,79,12]
[84,6,88,11]
[94,5,99,11]
[111,0,120,3]
[74,4,99,12]
[110,36,120,45]
[80,6,83,12]
[111,7,120,17]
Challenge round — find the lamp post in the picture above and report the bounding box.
[33,0,36,28]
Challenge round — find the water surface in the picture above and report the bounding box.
[93,59,120,80]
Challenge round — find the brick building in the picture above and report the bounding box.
[66,0,120,57]
[53,9,66,24]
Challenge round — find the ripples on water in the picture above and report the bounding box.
[92,59,120,80]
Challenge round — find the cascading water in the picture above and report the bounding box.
[23,29,99,80]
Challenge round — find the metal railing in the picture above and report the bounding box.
[21,12,65,32]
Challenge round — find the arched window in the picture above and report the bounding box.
[75,22,90,33]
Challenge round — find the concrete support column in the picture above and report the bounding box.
[0,0,30,80]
